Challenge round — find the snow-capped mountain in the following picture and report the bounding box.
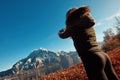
[11,48,61,73]
[0,48,81,78]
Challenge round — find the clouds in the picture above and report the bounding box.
[94,10,120,42]
[105,12,120,21]
[95,22,102,26]
[95,10,120,27]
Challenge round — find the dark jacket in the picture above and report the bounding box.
[59,13,101,56]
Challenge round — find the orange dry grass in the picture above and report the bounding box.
[41,63,88,80]
[33,48,120,80]
[108,48,120,78]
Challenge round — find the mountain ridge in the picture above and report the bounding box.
[0,48,80,78]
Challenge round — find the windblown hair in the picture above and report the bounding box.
[66,8,78,19]
[79,5,91,14]
[66,6,90,19]
[66,6,91,27]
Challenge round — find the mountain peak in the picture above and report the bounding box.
[39,48,48,51]
[0,48,81,78]
[31,48,48,53]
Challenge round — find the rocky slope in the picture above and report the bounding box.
[0,48,81,78]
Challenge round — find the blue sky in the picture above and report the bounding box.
[0,0,120,71]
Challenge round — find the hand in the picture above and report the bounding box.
[59,28,64,32]
[58,28,66,35]
[58,29,63,36]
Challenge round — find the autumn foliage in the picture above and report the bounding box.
[102,28,120,52]
[102,17,120,52]
[107,48,120,78]
[33,63,88,80]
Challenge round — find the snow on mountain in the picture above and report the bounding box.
[11,48,59,73]
[0,48,80,77]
